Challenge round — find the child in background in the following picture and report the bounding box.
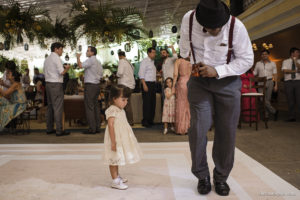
[104,84,142,190]
[162,77,175,134]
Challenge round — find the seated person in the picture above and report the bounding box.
[240,69,259,122]
[0,70,27,131]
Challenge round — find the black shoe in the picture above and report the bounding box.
[197,176,211,195]
[214,180,230,196]
[46,130,56,135]
[56,131,70,136]
[285,118,296,122]
[274,110,279,121]
[142,122,151,127]
[82,129,96,134]
[95,129,101,134]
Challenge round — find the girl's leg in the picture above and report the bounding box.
[163,123,168,134]
[109,165,119,179]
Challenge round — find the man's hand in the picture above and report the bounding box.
[143,84,148,92]
[199,65,218,78]
[111,142,117,152]
[76,53,81,58]
[274,84,278,92]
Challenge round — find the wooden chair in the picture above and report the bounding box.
[239,77,268,130]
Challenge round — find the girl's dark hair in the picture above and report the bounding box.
[109,84,131,104]
[164,77,173,88]
[11,70,21,82]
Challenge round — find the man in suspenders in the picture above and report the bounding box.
[179,0,253,196]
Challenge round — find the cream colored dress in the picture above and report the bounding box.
[104,105,142,166]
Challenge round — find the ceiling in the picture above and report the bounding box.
[0,0,201,37]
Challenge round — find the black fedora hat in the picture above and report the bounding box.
[195,0,230,29]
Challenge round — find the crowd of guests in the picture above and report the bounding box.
[0,43,299,134]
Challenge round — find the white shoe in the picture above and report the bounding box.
[111,178,128,190]
[118,175,128,183]
[163,128,168,135]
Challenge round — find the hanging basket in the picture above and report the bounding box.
[124,43,131,52]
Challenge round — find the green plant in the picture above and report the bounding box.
[70,0,145,45]
[0,0,50,46]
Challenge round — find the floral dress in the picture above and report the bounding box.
[0,88,27,129]
[104,105,142,166]
[162,88,175,123]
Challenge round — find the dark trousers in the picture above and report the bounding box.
[46,82,64,132]
[84,83,101,132]
[187,76,241,182]
[122,87,134,125]
[284,80,300,119]
[141,81,156,125]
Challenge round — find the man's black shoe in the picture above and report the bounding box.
[274,110,279,121]
[285,118,296,122]
[197,176,211,195]
[46,130,56,135]
[83,129,96,134]
[56,131,70,137]
[96,129,101,134]
[214,180,230,196]
[142,122,151,127]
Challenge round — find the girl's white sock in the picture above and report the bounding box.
[113,177,121,183]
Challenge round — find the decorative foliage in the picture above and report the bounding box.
[0,0,50,46]
[0,1,76,49]
[70,0,145,45]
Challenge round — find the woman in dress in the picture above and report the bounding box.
[173,57,192,135]
[240,69,258,122]
[0,70,27,131]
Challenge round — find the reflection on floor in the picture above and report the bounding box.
[0,142,298,200]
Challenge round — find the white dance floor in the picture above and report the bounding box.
[0,142,298,200]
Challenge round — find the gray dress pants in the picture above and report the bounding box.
[259,80,276,117]
[284,80,300,119]
[187,76,241,182]
[46,82,64,132]
[84,83,100,132]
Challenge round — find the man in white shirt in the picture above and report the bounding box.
[77,46,103,134]
[117,51,135,125]
[282,47,300,122]
[44,42,70,136]
[161,45,177,81]
[179,0,253,196]
[254,49,278,120]
[138,47,157,127]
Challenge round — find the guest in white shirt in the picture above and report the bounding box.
[138,47,157,127]
[77,46,103,134]
[161,45,178,81]
[282,47,300,122]
[21,68,31,89]
[117,51,135,125]
[179,0,253,196]
[253,49,278,120]
[44,42,70,136]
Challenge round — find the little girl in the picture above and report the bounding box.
[104,84,142,190]
[162,77,175,134]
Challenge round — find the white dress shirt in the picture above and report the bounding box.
[179,11,254,79]
[162,54,178,80]
[82,56,103,84]
[253,60,277,80]
[282,58,300,81]
[117,58,135,89]
[138,57,156,82]
[1,70,11,91]
[43,52,64,83]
